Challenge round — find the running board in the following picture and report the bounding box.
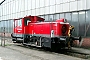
[23,43,42,47]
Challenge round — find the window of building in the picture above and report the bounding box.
[79,11,85,36]
[36,9,39,15]
[12,1,16,13]
[25,0,28,10]
[31,9,35,15]
[45,15,49,21]
[21,0,25,11]
[9,20,14,33]
[60,13,65,19]
[28,0,31,10]
[50,6,55,14]
[7,20,9,33]
[36,0,39,8]
[44,6,50,14]
[50,0,55,5]
[72,12,79,36]
[56,0,63,4]
[16,1,19,13]
[0,21,1,32]
[4,4,7,15]
[54,14,60,21]
[53,14,60,21]
[86,0,90,9]
[18,0,22,12]
[2,5,5,15]
[53,14,56,21]
[0,21,3,33]
[40,0,44,7]
[86,10,90,37]
[31,0,36,9]
[45,0,49,6]
[0,21,6,33]
[40,8,45,15]
[48,14,54,21]
[65,13,72,24]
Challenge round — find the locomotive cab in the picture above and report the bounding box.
[11,18,23,43]
[11,16,45,43]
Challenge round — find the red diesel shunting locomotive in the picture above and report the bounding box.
[11,15,81,50]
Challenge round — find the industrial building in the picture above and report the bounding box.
[0,0,90,47]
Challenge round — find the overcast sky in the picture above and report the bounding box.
[0,0,3,3]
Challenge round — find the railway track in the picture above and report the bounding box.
[61,49,90,59]
[13,43,90,59]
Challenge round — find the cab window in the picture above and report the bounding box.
[24,18,31,26]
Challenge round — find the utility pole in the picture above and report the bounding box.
[3,27,5,47]
[1,27,2,46]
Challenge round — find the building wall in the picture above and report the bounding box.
[0,0,90,20]
[0,0,90,37]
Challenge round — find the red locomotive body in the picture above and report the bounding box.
[11,15,81,50]
[28,20,69,37]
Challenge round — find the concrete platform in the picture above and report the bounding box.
[72,47,90,55]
